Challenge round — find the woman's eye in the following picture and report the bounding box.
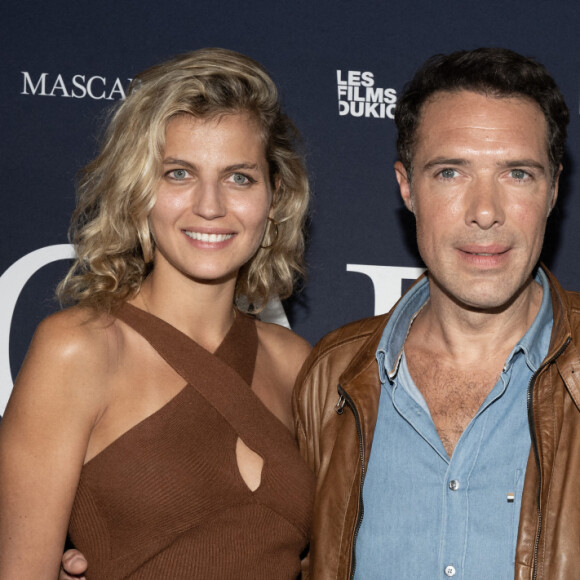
[169,168,188,180]
[440,168,457,179]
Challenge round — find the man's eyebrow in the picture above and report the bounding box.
[422,158,470,171]
[421,158,547,172]
[497,159,547,171]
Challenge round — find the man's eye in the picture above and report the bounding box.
[440,168,457,179]
[510,169,529,180]
[232,173,251,185]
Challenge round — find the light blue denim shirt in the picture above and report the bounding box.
[354,268,553,580]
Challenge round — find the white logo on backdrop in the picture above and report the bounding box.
[21,72,130,100]
[346,264,425,315]
[337,70,397,119]
[0,245,75,414]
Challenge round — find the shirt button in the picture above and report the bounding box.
[449,480,459,491]
[445,565,456,576]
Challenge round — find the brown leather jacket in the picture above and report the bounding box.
[293,268,580,580]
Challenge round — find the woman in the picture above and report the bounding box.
[0,48,314,579]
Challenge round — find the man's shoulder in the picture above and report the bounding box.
[293,314,389,447]
[563,289,580,336]
[312,314,388,358]
[564,289,580,311]
[297,314,389,387]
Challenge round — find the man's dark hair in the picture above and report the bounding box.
[395,48,569,182]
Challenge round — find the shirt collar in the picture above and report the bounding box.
[376,276,430,383]
[503,267,552,374]
[376,267,553,383]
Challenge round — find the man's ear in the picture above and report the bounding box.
[548,164,562,215]
[394,161,414,213]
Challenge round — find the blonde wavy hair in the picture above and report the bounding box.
[57,48,310,312]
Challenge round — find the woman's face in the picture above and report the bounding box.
[149,113,273,286]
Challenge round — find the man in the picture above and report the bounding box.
[293,48,577,579]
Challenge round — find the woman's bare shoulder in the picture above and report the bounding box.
[253,321,311,428]
[23,306,121,391]
[255,320,311,377]
[1,308,122,463]
[37,305,112,331]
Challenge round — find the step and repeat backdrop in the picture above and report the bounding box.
[1,0,579,413]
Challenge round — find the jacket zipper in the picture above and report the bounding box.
[336,384,366,580]
[527,336,570,580]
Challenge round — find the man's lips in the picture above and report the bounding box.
[458,244,510,256]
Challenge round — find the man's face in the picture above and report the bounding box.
[395,90,559,312]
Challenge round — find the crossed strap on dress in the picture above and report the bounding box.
[113,303,296,457]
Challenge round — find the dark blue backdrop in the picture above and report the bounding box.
[1,0,579,412]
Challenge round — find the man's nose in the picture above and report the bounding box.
[464,177,505,229]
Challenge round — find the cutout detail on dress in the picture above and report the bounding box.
[235,436,264,492]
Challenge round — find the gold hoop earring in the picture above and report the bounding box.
[142,217,156,263]
[260,217,279,250]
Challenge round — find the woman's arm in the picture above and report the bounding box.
[0,311,107,579]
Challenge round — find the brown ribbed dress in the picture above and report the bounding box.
[68,303,314,579]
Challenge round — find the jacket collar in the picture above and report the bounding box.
[545,266,580,409]
[545,265,572,356]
